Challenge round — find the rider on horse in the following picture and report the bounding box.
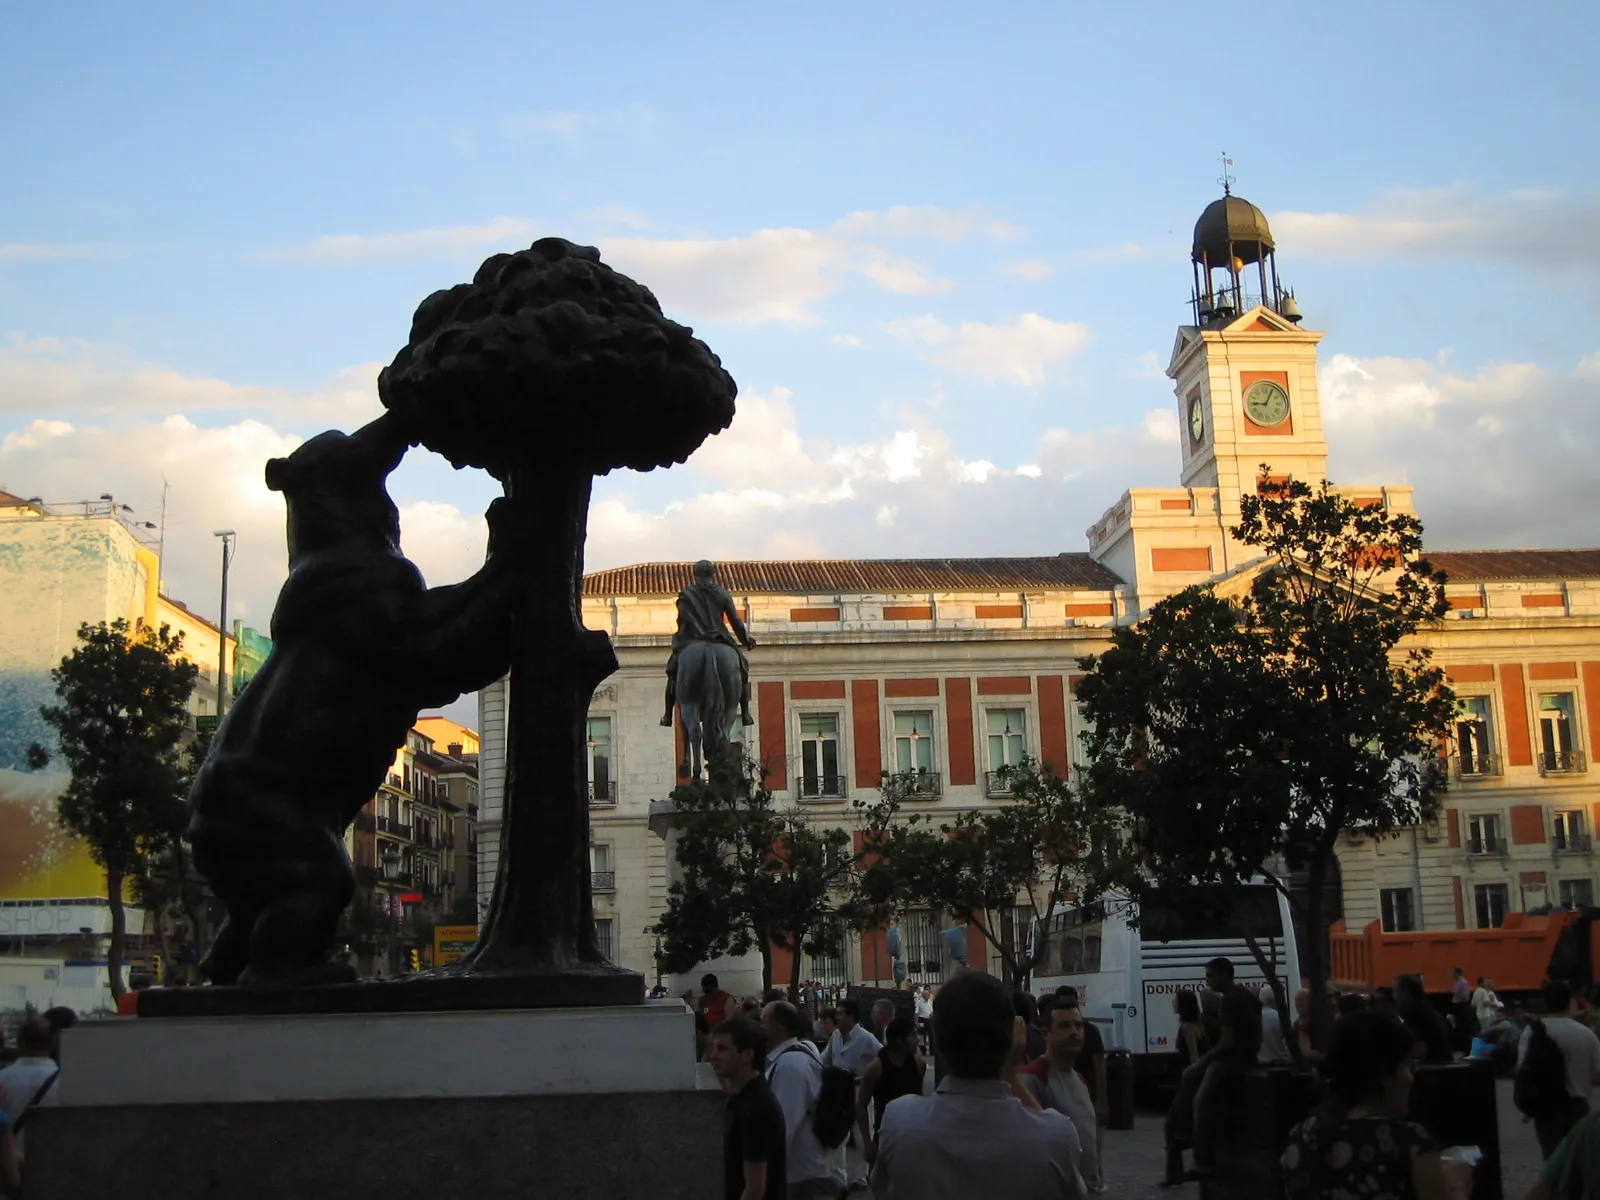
[661,559,756,727]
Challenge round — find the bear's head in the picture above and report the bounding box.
[266,413,412,562]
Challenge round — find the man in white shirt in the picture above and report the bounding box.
[1020,1000,1100,1192]
[873,970,1086,1200]
[1257,984,1291,1064]
[0,1018,60,1160]
[824,999,882,1191]
[1519,979,1600,1156]
[761,1001,846,1200]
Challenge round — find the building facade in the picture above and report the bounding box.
[470,189,1600,995]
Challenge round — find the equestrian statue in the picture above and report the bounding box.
[662,559,755,780]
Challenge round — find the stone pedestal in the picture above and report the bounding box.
[28,1001,722,1199]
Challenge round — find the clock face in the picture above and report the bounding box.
[1188,396,1204,443]
[1244,380,1291,427]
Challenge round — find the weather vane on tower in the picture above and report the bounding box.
[1218,152,1236,196]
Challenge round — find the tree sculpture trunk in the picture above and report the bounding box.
[464,467,618,971]
[1304,857,1332,1053]
[107,869,127,999]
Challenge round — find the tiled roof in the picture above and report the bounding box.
[0,488,36,506]
[583,556,1125,597]
[1427,549,1600,581]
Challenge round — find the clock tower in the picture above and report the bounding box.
[1170,188,1329,507]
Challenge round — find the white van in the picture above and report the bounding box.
[1030,883,1299,1092]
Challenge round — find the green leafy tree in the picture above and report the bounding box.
[31,620,198,998]
[1076,473,1454,1047]
[658,758,856,994]
[131,729,216,980]
[852,764,1132,985]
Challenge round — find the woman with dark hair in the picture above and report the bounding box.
[1396,974,1455,1064]
[1174,989,1209,1066]
[1013,990,1046,1063]
[1281,1010,1472,1199]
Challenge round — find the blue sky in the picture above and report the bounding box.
[3,1,1598,646]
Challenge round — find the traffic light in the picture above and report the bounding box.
[151,954,163,983]
[407,948,420,972]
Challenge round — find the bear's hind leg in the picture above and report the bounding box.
[238,850,357,988]
[200,909,257,986]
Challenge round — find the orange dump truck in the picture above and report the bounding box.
[1329,909,1600,995]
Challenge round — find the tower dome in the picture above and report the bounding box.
[1191,194,1274,267]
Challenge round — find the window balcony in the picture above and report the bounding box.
[798,775,847,801]
[1454,753,1502,780]
[985,770,1021,797]
[1540,750,1587,776]
[413,829,436,850]
[1554,833,1593,854]
[1467,836,1506,857]
[890,770,942,799]
[376,817,412,840]
[588,781,618,807]
[591,871,616,893]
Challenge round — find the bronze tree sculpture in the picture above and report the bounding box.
[379,238,737,975]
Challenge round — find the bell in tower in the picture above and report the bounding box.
[1190,170,1301,326]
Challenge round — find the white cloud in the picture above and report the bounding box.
[882,312,1091,385]
[259,216,540,265]
[1275,187,1600,271]
[1320,351,1600,547]
[831,333,864,348]
[832,206,1023,241]
[1004,258,1054,281]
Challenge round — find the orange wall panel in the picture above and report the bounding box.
[1447,809,1461,848]
[1448,597,1483,611]
[674,715,687,784]
[883,604,934,621]
[977,676,1032,696]
[945,677,976,786]
[1066,602,1115,617]
[1529,662,1578,681]
[1520,871,1548,886]
[791,680,846,699]
[1446,664,1494,683]
[1160,498,1193,511]
[1452,878,1465,929]
[1068,673,1087,694]
[884,678,940,698]
[790,607,841,622]
[859,925,889,984]
[1038,675,1068,774]
[769,939,795,989]
[1509,804,1546,846]
[1522,594,1566,609]
[758,681,788,790]
[975,604,1024,619]
[1585,663,1600,760]
[1151,547,1213,572]
[852,679,882,790]
[1501,664,1533,767]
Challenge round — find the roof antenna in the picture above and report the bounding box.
[1218,152,1235,196]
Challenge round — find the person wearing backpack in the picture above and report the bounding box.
[1518,979,1600,1158]
[761,1001,847,1200]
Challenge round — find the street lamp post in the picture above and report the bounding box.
[379,844,402,975]
[213,530,236,720]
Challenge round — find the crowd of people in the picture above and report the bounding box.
[0,1005,76,1200]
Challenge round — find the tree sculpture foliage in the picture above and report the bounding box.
[380,239,736,971]
[32,620,198,998]
[854,763,1129,984]
[1075,473,1453,1047]
[659,759,855,994]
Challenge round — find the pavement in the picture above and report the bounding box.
[865,1075,1545,1199]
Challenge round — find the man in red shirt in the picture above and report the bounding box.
[699,973,734,1025]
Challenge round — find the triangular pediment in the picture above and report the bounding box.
[1168,326,1201,375]
[1223,305,1298,333]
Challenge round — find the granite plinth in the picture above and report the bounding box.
[26,1090,723,1200]
[137,961,644,1017]
[58,1000,695,1105]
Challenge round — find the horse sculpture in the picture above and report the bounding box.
[675,639,744,781]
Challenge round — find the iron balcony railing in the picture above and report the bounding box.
[588,781,618,807]
[896,771,942,799]
[798,775,847,800]
[985,770,1022,797]
[591,871,616,893]
[376,817,412,840]
[1540,750,1588,776]
[1554,833,1593,854]
[1468,835,1506,856]
[1455,753,1503,780]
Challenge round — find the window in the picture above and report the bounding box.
[893,711,935,774]
[1560,879,1595,909]
[1474,883,1510,929]
[800,712,843,798]
[1468,814,1503,855]
[900,909,949,983]
[593,918,614,960]
[1380,888,1416,933]
[1538,694,1581,773]
[590,843,614,891]
[586,716,613,801]
[1455,696,1497,776]
[1554,810,1590,853]
[805,921,849,986]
